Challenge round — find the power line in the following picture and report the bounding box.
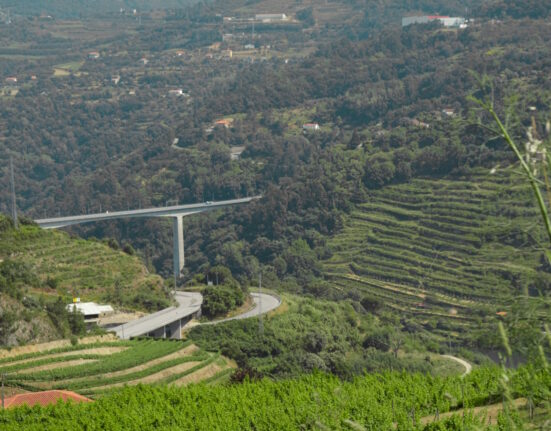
[9,157,18,230]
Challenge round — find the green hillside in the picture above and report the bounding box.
[0,216,169,346]
[0,218,162,297]
[1,364,549,430]
[0,338,234,398]
[323,167,551,346]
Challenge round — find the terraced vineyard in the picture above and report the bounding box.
[0,220,166,307]
[0,338,235,397]
[324,167,551,342]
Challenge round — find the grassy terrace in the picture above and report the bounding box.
[1,339,234,398]
[0,222,163,299]
[323,167,551,341]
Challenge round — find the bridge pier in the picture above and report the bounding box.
[173,215,185,279]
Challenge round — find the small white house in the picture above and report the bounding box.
[255,13,287,22]
[66,302,114,323]
[303,123,320,132]
[168,88,184,97]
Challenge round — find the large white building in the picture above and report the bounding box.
[66,302,114,323]
[402,15,467,28]
[255,13,287,22]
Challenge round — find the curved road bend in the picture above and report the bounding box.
[113,291,202,340]
[441,354,472,377]
[202,292,281,325]
[113,291,280,339]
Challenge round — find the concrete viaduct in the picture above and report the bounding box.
[35,196,261,280]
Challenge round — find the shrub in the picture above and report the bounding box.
[202,285,245,318]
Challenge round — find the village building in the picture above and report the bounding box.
[255,13,287,22]
[214,118,233,129]
[303,123,320,132]
[402,15,467,28]
[88,51,100,59]
[168,88,184,97]
[230,146,246,160]
[66,301,114,324]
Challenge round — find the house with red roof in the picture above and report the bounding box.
[2,390,92,409]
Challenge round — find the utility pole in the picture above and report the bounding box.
[9,157,18,229]
[1,372,5,409]
[258,272,263,336]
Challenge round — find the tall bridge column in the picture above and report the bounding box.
[173,215,184,279]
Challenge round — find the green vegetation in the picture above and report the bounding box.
[199,266,247,318]
[0,338,233,396]
[0,365,549,430]
[323,168,551,348]
[0,215,170,347]
[190,293,465,379]
[0,215,168,308]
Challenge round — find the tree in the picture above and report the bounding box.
[0,309,19,346]
[347,129,361,150]
[68,308,86,336]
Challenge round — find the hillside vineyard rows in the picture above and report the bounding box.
[1,0,551,429]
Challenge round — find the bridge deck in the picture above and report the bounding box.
[35,196,261,228]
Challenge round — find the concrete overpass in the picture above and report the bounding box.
[113,291,203,340]
[112,291,281,340]
[35,196,261,279]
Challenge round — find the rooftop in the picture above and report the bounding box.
[2,390,92,409]
[66,302,114,317]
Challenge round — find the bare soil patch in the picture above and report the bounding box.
[3,346,127,368]
[172,362,228,386]
[17,359,98,374]
[420,398,527,426]
[91,361,202,390]
[0,334,117,360]
[78,344,198,380]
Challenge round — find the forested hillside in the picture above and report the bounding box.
[0,215,169,346]
[0,0,200,18]
[0,0,550,367]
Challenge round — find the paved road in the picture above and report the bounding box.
[113,291,202,340]
[441,354,472,377]
[202,292,281,325]
[112,291,280,339]
[35,196,261,229]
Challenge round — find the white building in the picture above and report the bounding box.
[402,15,466,28]
[168,88,184,96]
[255,13,287,22]
[303,123,320,132]
[66,302,114,323]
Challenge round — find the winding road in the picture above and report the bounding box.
[202,292,281,325]
[112,291,281,339]
[441,354,472,377]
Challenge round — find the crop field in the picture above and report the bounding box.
[0,223,163,297]
[0,338,235,398]
[324,167,551,342]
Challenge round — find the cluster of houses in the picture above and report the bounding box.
[402,15,468,29]
[223,13,288,23]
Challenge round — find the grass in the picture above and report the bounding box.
[0,222,165,307]
[0,338,235,398]
[323,167,551,344]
